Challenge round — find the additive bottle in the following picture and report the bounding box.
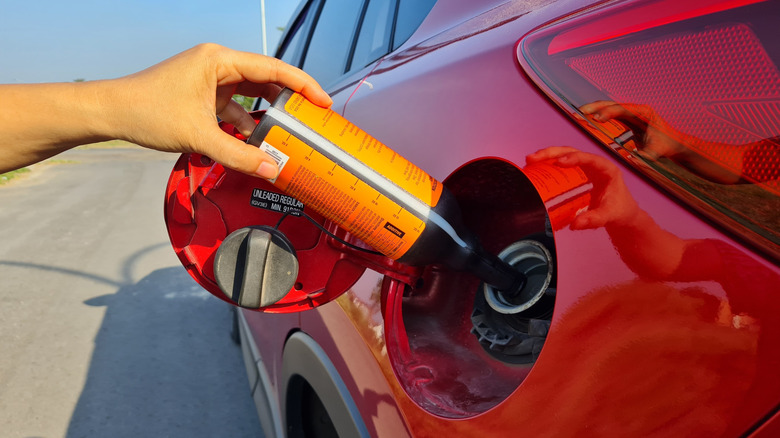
[246,89,525,293]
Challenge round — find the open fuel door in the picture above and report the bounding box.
[164,113,421,313]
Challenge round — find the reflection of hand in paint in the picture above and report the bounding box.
[485,146,767,431]
[527,146,640,230]
[528,146,686,278]
[527,146,780,287]
[520,147,780,436]
[581,101,690,160]
[580,100,780,185]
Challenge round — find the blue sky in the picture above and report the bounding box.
[0,0,300,83]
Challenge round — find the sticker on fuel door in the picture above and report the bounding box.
[262,125,426,260]
[250,188,304,216]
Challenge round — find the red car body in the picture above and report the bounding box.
[166,0,780,436]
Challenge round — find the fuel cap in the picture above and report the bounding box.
[214,226,299,309]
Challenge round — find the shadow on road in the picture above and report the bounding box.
[65,266,262,437]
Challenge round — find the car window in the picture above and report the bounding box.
[349,0,396,72]
[254,1,316,111]
[393,0,436,50]
[278,2,314,67]
[302,0,365,87]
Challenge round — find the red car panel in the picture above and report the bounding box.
[165,0,780,436]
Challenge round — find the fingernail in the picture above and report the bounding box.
[255,161,278,179]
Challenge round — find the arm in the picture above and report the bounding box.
[0,43,332,179]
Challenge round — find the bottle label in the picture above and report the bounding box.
[261,125,426,260]
[522,162,592,230]
[283,92,443,208]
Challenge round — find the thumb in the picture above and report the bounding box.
[218,99,258,138]
[570,210,607,230]
[200,130,279,179]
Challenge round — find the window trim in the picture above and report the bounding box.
[296,0,326,69]
[276,0,319,67]
[345,0,400,73]
[344,0,372,73]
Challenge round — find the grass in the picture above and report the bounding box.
[77,139,138,149]
[0,168,31,185]
[1,140,138,188]
[0,158,77,187]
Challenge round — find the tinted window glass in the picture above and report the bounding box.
[302,0,364,87]
[279,18,307,65]
[393,0,436,49]
[350,0,395,71]
[277,2,315,66]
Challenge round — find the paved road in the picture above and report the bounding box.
[0,147,263,437]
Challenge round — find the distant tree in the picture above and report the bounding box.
[73,78,85,82]
[232,95,256,111]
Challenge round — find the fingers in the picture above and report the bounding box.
[579,100,617,116]
[581,100,632,123]
[526,147,612,173]
[129,44,329,180]
[526,146,580,164]
[570,210,609,230]
[192,44,329,179]
[217,99,257,137]
[527,147,622,187]
[198,128,279,179]
[526,147,638,231]
[234,82,283,104]
[581,100,654,127]
[556,150,617,175]
[226,49,332,108]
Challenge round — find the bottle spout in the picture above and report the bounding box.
[479,240,554,315]
[471,251,527,295]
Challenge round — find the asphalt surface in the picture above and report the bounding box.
[0,147,263,437]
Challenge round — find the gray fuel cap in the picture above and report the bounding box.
[214,226,299,309]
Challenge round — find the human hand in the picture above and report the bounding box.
[580,101,689,161]
[526,147,640,230]
[111,44,332,179]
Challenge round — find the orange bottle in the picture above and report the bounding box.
[522,162,592,231]
[247,89,525,293]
